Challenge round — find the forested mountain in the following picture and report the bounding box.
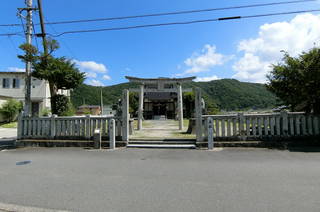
[70,79,278,111]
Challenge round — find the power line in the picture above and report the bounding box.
[49,9,320,37]
[0,32,23,36]
[0,0,316,27]
[45,17,77,58]
[43,0,317,25]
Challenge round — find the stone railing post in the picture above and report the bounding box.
[93,129,101,149]
[50,114,57,139]
[281,111,288,136]
[207,117,214,150]
[238,113,245,140]
[17,112,23,139]
[109,119,116,149]
[86,115,91,139]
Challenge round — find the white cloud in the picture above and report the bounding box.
[195,75,220,82]
[233,13,320,83]
[7,67,25,72]
[102,75,111,80]
[73,60,108,73]
[85,72,97,78]
[183,44,232,74]
[86,79,104,86]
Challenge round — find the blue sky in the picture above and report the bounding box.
[1,0,320,85]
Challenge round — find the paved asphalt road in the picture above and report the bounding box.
[0,127,17,139]
[0,127,17,149]
[0,147,320,212]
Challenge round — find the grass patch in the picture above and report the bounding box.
[183,119,189,127]
[0,122,17,128]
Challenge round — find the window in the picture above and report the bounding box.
[2,78,10,88]
[12,78,20,88]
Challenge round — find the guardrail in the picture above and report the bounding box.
[17,115,122,140]
[203,112,320,140]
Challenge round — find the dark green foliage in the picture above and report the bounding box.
[71,79,276,112]
[51,95,70,116]
[267,48,320,114]
[32,57,85,90]
[18,39,85,116]
[186,79,276,111]
[71,83,138,107]
[129,92,139,115]
[0,99,23,122]
[183,92,195,118]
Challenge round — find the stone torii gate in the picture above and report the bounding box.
[125,76,196,130]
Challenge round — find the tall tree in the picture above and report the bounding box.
[267,48,320,114]
[18,39,85,115]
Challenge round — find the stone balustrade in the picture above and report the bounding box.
[17,114,122,141]
[204,112,320,141]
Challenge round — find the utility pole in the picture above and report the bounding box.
[37,0,48,55]
[23,0,33,117]
[100,88,104,115]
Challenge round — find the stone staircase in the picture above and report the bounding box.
[127,139,196,149]
[128,139,271,149]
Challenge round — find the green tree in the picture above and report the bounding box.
[0,99,23,122]
[129,92,139,116]
[183,92,195,118]
[18,39,85,116]
[267,48,320,114]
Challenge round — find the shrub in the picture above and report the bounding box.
[51,95,70,116]
[0,99,23,122]
[40,108,51,116]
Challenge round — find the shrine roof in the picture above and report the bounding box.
[125,76,196,83]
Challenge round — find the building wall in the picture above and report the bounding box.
[0,72,70,112]
[0,73,48,102]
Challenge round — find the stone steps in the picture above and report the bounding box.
[0,139,16,150]
[197,141,271,148]
[127,143,196,149]
[129,140,195,145]
[128,139,196,149]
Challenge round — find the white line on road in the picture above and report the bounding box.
[0,202,71,212]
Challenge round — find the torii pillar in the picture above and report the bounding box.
[177,83,183,130]
[138,83,144,130]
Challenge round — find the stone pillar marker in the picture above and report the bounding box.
[177,83,183,130]
[122,89,129,142]
[195,88,203,142]
[138,84,144,130]
[109,119,116,149]
[207,117,214,150]
[93,129,101,149]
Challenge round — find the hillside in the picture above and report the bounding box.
[70,79,277,111]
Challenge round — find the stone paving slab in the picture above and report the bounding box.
[132,120,195,140]
[0,127,17,139]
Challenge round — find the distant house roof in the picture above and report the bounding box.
[0,71,25,75]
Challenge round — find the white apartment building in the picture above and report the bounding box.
[0,71,70,116]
